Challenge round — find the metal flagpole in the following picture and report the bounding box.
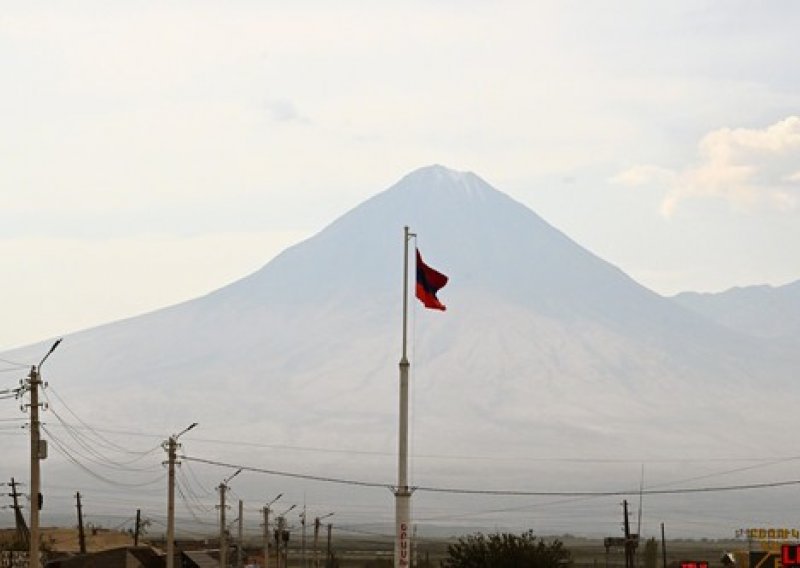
[395,226,414,568]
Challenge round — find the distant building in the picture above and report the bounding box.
[45,545,164,568]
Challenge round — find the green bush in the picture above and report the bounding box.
[441,530,572,568]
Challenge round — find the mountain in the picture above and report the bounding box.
[672,281,800,340]
[2,165,798,537]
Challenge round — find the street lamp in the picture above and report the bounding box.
[218,469,243,568]
[165,422,198,568]
[264,494,282,568]
[274,505,295,568]
[313,513,334,568]
[27,338,61,568]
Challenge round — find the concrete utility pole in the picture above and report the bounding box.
[275,516,286,568]
[8,478,30,547]
[274,505,295,568]
[300,507,306,568]
[134,509,142,546]
[326,524,332,568]
[165,422,197,568]
[218,469,242,568]
[237,500,244,568]
[26,338,60,568]
[273,518,281,568]
[263,494,282,568]
[76,492,86,554]
[313,514,333,568]
[623,500,634,568]
[268,507,269,568]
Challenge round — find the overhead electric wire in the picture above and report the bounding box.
[184,455,393,490]
[411,456,800,525]
[44,385,160,457]
[0,356,27,367]
[147,517,215,538]
[643,456,800,490]
[42,424,166,488]
[0,385,24,398]
[26,419,800,465]
[175,477,215,526]
[413,479,800,496]
[182,454,800,497]
[182,460,215,498]
[43,410,162,472]
[109,516,135,531]
[176,469,214,513]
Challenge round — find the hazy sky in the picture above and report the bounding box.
[3,1,800,350]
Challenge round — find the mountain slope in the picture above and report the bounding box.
[672,280,800,339]
[2,165,798,535]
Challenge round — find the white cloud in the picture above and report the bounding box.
[613,116,800,216]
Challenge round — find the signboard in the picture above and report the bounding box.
[604,535,638,549]
[782,544,800,568]
[738,528,800,540]
[750,551,781,568]
[680,561,708,568]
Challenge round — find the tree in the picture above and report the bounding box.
[441,530,572,568]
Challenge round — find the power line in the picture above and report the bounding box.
[16,418,800,466]
[42,425,166,488]
[184,455,393,490]
[45,385,161,457]
[43,415,162,472]
[414,479,800,497]
[181,454,800,497]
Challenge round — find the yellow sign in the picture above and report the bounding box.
[738,529,800,541]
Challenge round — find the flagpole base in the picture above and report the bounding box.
[394,489,412,568]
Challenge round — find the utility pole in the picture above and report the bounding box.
[661,523,667,568]
[219,483,228,568]
[623,500,634,568]
[134,509,141,546]
[237,500,244,568]
[25,338,60,568]
[313,514,333,568]
[28,364,42,568]
[275,517,286,568]
[76,492,86,554]
[314,517,320,568]
[326,524,332,568]
[300,507,306,568]
[274,505,294,568]
[268,507,269,568]
[8,478,30,548]
[218,469,242,568]
[263,494,282,568]
[165,422,198,568]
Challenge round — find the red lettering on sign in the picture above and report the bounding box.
[783,545,800,567]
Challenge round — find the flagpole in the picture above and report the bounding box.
[395,225,413,568]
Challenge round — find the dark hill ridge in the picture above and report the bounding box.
[2,165,799,535]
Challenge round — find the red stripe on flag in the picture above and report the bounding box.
[415,249,448,311]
